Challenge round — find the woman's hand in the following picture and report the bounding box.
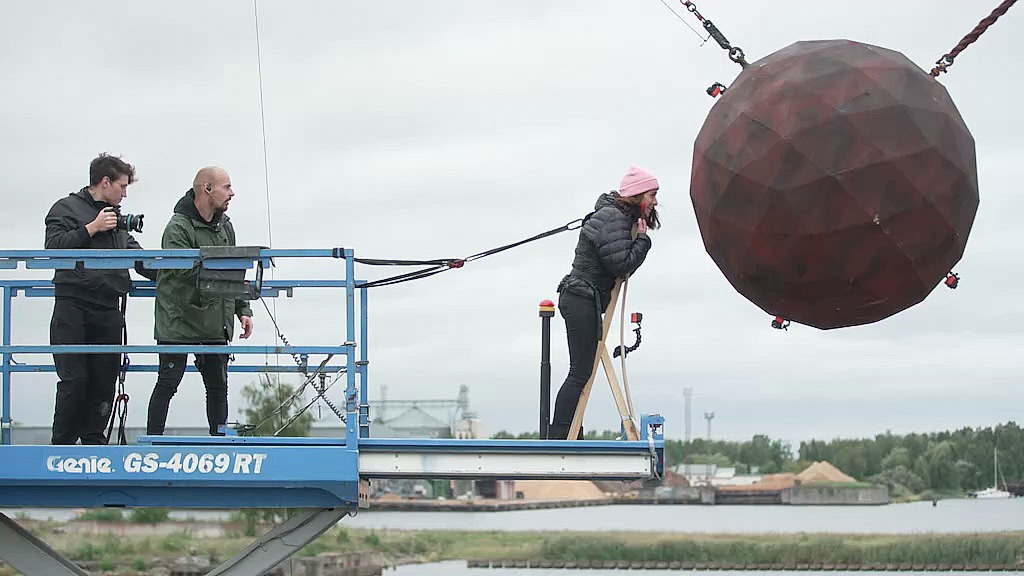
[637,217,648,234]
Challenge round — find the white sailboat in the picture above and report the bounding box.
[969,447,1014,499]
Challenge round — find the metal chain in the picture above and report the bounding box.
[241,355,339,435]
[259,296,311,376]
[313,372,346,422]
[253,296,351,429]
[275,372,345,435]
[929,0,1017,77]
[680,0,749,68]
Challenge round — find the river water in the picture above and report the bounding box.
[345,498,1024,534]
[5,498,1024,533]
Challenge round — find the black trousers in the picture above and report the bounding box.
[146,342,229,436]
[549,290,599,439]
[50,298,123,445]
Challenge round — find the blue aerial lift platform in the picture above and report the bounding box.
[0,248,664,575]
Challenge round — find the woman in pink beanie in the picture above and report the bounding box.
[549,165,660,439]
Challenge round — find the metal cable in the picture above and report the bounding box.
[657,0,708,43]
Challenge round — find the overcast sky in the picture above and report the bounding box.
[0,1,1020,448]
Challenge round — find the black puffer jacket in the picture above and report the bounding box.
[558,192,651,314]
[44,187,156,308]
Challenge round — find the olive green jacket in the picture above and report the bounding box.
[154,190,252,342]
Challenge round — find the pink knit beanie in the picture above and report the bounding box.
[618,165,659,198]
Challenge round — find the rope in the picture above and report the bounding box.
[254,0,273,250]
[929,0,1017,76]
[253,0,279,385]
[253,0,289,407]
[355,217,585,289]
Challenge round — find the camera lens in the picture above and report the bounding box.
[116,213,144,233]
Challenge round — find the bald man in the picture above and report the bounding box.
[148,167,254,436]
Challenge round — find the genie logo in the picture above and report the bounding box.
[46,455,114,474]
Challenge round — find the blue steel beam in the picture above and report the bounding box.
[5,365,346,374]
[344,253,358,448]
[0,280,353,288]
[358,287,369,438]
[0,444,360,508]
[138,436,655,452]
[0,345,350,355]
[0,248,350,272]
[0,279,360,299]
[1,287,10,446]
[138,435,664,459]
[0,249,343,259]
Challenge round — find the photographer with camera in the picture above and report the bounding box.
[44,153,157,445]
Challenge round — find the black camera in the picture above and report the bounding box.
[113,208,144,233]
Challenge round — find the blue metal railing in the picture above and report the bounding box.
[0,248,370,447]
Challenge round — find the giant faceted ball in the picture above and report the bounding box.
[690,39,979,330]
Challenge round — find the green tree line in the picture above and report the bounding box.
[797,422,1023,496]
[491,422,1023,497]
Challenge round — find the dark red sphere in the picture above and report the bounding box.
[690,40,979,329]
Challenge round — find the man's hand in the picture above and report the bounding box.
[239,315,254,339]
[86,207,118,236]
[637,217,648,235]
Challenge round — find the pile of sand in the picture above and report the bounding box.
[514,480,607,500]
[797,461,856,483]
[718,461,856,492]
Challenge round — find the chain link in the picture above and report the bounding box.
[274,371,345,436]
[240,355,340,435]
[313,372,346,422]
[246,288,360,435]
[680,0,749,68]
[237,296,345,434]
[259,297,311,377]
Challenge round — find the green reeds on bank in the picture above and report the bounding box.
[2,524,1022,575]
[539,533,1024,565]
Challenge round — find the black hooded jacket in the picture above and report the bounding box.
[44,187,156,308]
[558,192,652,311]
